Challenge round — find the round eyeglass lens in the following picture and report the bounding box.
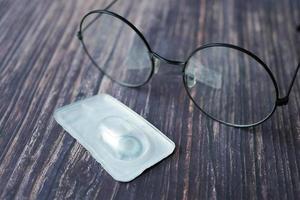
[81,12,153,87]
[184,46,277,126]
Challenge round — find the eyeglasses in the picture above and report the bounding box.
[77,2,300,128]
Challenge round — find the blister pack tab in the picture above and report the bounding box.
[54,94,175,182]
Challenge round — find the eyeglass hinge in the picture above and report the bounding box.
[77,31,83,40]
[276,96,289,106]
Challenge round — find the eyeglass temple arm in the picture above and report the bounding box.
[277,25,300,106]
[77,0,119,39]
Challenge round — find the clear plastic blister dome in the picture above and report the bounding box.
[54,94,175,182]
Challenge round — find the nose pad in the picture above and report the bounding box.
[153,57,160,74]
[185,69,196,88]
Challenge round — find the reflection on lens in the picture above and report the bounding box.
[81,12,153,86]
[184,46,277,126]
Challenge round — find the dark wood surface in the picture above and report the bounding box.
[0,0,300,199]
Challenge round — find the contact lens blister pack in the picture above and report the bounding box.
[54,94,175,182]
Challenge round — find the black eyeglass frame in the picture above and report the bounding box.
[77,5,300,128]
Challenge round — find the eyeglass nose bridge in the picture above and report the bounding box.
[150,52,185,74]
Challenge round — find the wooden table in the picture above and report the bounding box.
[0,0,299,199]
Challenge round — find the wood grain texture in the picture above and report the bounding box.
[0,0,300,199]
